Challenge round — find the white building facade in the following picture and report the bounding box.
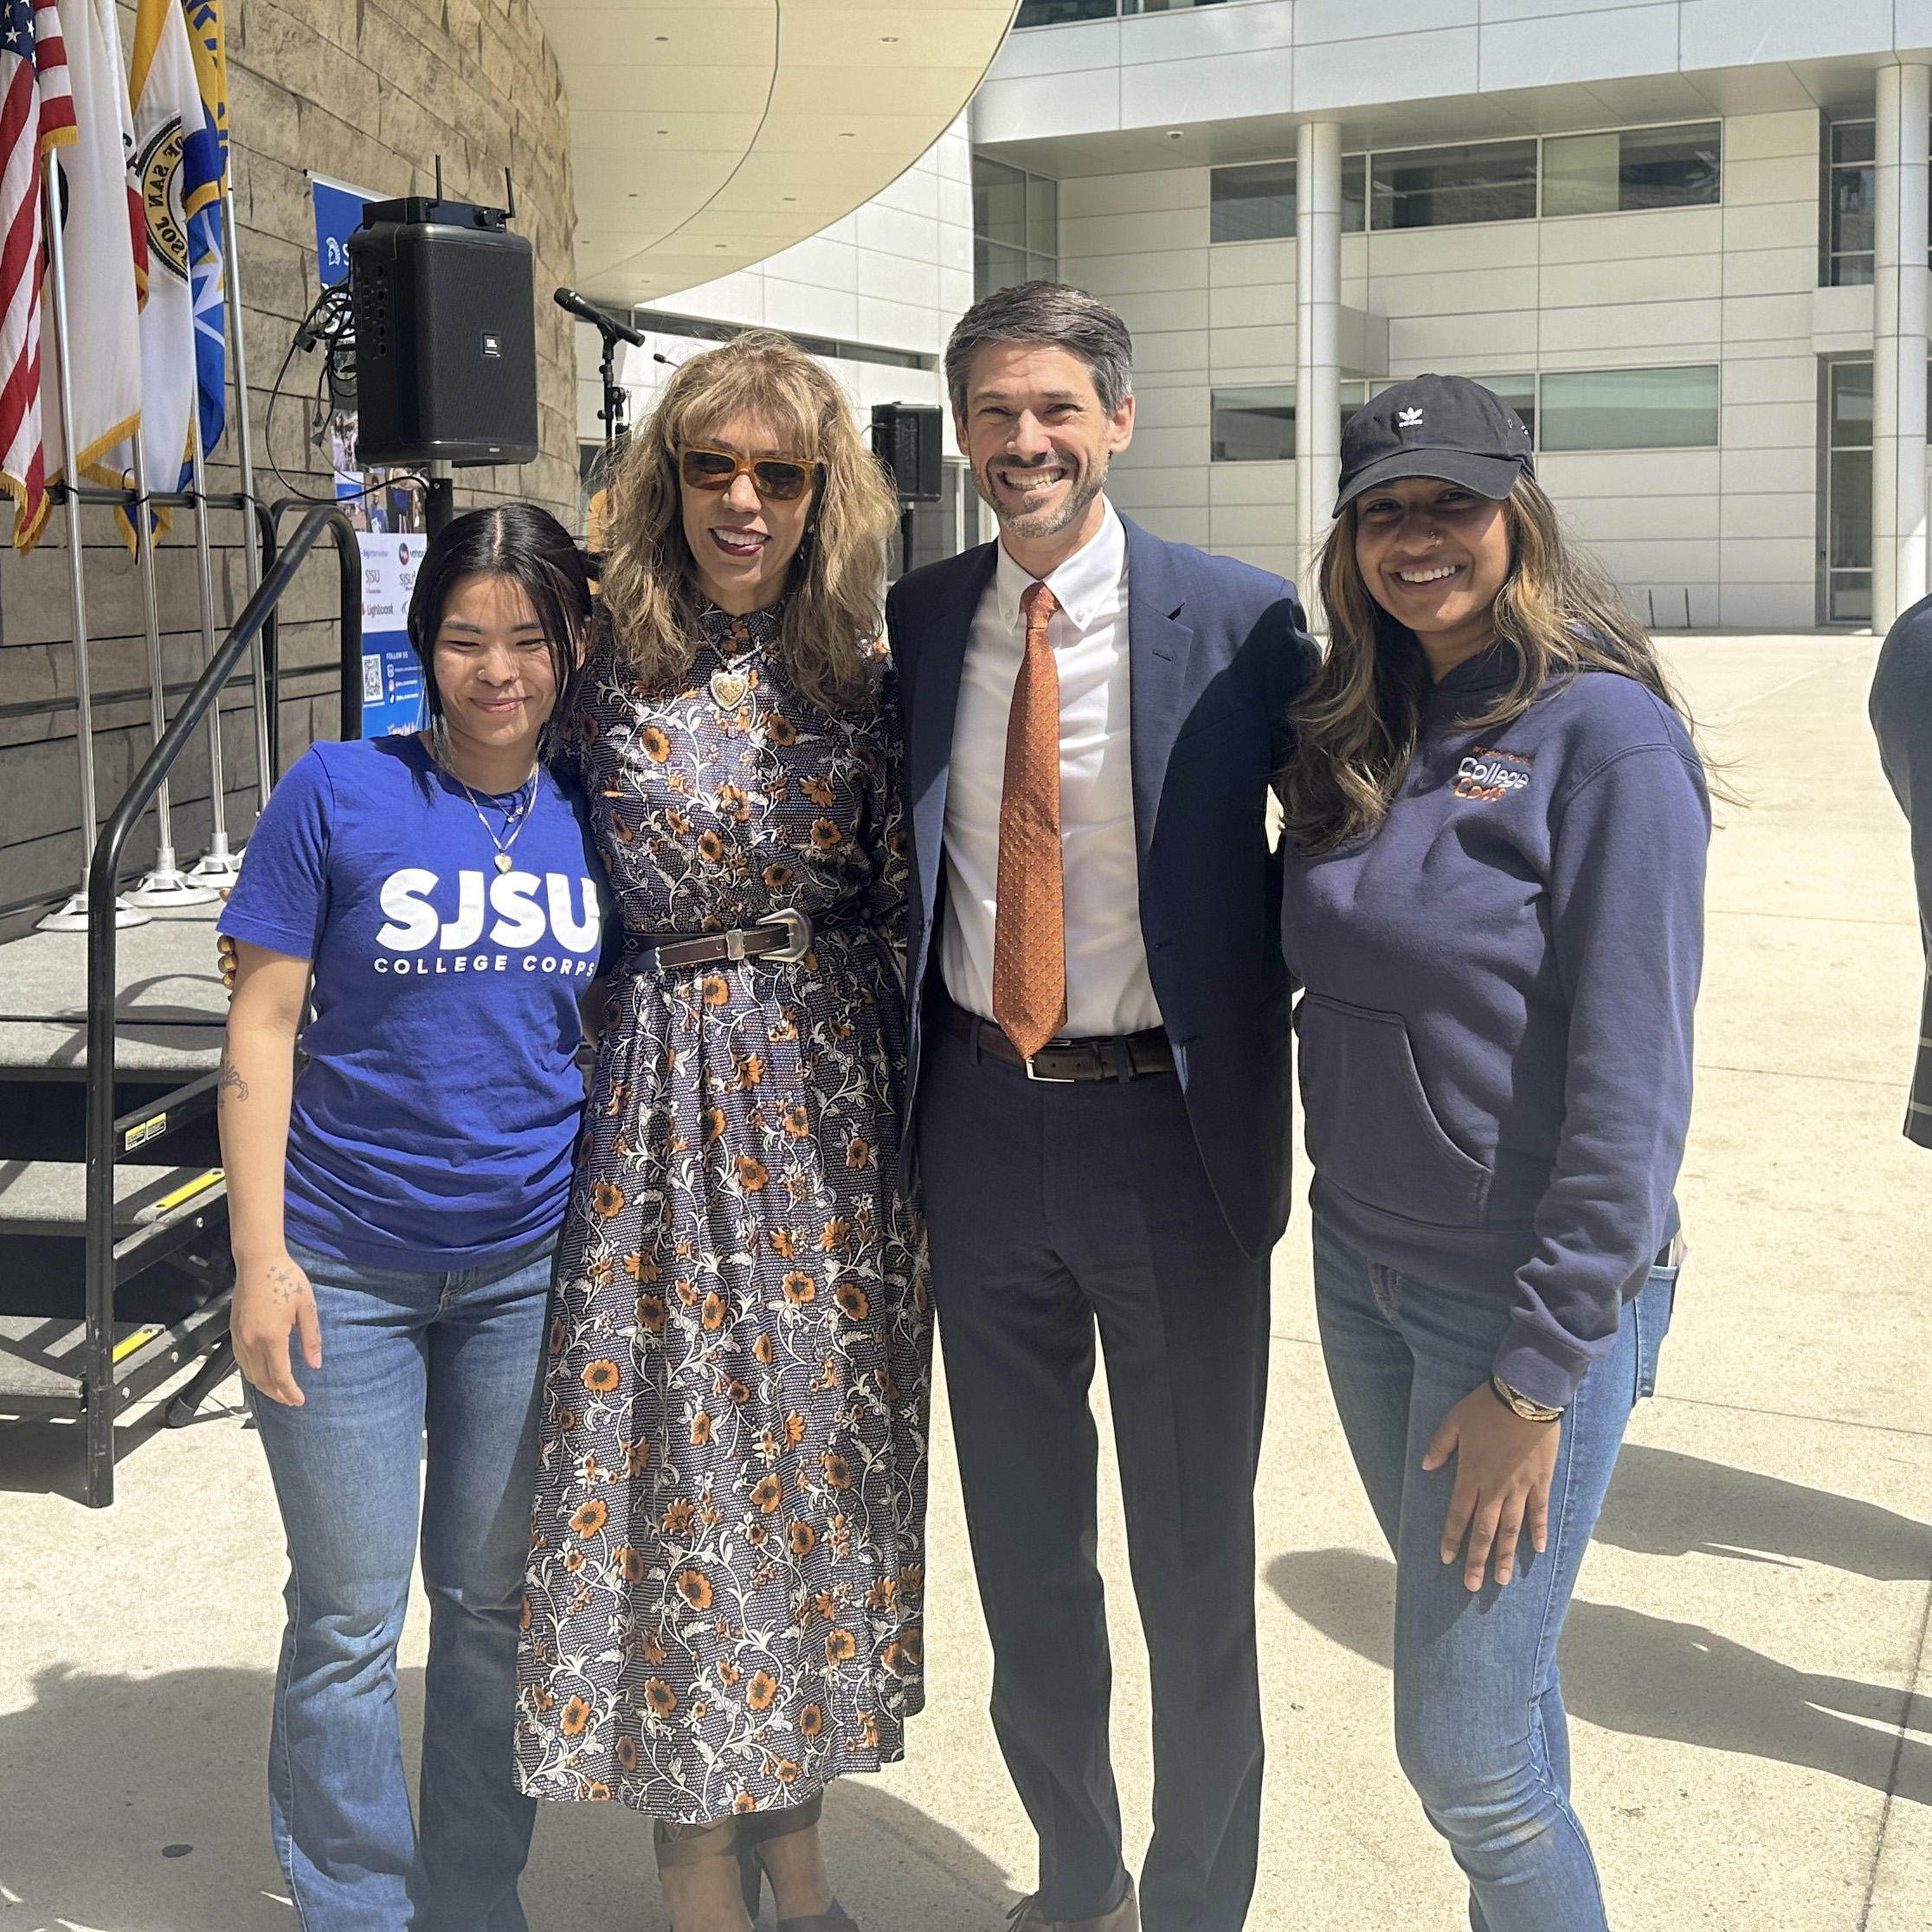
[969,1,1932,631]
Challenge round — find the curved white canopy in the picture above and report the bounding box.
[531,0,1017,307]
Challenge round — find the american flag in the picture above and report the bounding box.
[0,0,74,552]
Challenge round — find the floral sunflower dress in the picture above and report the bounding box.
[515,600,931,1824]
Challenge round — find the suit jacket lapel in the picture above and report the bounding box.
[1124,516,1193,873]
[905,543,997,944]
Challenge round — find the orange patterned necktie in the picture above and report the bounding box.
[993,580,1066,1059]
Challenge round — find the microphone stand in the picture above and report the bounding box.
[596,322,628,451]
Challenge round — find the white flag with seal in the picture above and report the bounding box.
[127,0,209,531]
[41,0,141,514]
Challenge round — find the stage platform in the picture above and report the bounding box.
[0,899,235,1452]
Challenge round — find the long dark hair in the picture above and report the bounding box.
[1278,474,1705,853]
[406,502,595,759]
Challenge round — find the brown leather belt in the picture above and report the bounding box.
[936,993,1175,1084]
[622,906,812,971]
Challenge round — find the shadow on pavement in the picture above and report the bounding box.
[0,1663,1012,1932]
[1594,1445,1932,1579]
[1268,1548,1932,1800]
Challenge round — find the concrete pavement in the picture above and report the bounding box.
[1,634,1927,1931]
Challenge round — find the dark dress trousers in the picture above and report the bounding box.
[1871,596,1932,1147]
[886,517,1317,1931]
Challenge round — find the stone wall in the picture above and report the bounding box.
[0,0,576,916]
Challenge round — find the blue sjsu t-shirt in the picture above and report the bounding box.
[221,734,606,1271]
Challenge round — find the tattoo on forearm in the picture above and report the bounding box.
[216,1053,249,1103]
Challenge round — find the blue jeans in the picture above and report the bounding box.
[250,1233,553,1932]
[1312,1218,1675,1932]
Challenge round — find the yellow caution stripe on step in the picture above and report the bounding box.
[151,1169,224,1214]
[113,1324,165,1364]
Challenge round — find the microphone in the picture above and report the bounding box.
[552,287,646,345]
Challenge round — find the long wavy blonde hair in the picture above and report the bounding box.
[1278,473,1705,853]
[594,330,900,710]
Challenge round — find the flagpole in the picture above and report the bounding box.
[37,167,147,935]
[184,430,241,879]
[126,434,217,907]
[220,171,270,803]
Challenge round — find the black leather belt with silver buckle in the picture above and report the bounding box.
[622,906,813,971]
[937,995,1175,1084]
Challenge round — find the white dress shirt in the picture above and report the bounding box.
[939,499,1162,1038]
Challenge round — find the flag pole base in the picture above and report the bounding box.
[188,839,245,882]
[38,892,152,934]
[127,858,222,908]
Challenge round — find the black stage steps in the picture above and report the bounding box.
[0,900,239,1473]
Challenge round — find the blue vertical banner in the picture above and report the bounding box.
[357,533,424,738]
[308,171,422,537]
[308,171,368,288]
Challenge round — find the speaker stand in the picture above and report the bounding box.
[425,463,454,538]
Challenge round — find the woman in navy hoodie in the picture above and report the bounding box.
[1277,375,1709,1931]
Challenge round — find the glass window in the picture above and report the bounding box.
[1209,157,1365,242]
[1826,119,1876,287]
[1027,173,1059,260]
[1014,0,1117,24]
[1370,139,1538,229]
[974,156,1057,299]
[1542,123,1722,216]
[1341,153,1367,234]
[1541,132,1620,216]
[1825,361,1873,622]
[1538,365,1719,451]
[1830,358,1873,448]
[1211,385,1295,462]
[1211,161,1296,244]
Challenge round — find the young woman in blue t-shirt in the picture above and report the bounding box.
[216,503,601,1932]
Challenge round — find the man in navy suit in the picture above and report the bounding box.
[886,282,1317,1932]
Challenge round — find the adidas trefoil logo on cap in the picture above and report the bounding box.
[1396,407,1424,427]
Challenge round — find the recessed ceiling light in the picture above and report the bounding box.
[881,34,898,41]
[840,132,856,138]
[783,196,796,202]
[654,34,668,41]
[1166,129,1184,140]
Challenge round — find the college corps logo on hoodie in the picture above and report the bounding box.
[1453,744,1534,802]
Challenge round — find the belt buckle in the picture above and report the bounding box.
[757,905,813,964]
[1023,1049,1079,1084]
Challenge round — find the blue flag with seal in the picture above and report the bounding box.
[182,0,225,464]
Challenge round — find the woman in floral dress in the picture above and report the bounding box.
[517,333,927,1932]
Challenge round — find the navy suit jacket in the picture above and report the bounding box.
[885,513,1320,1260]
[1871,594,1932,1147]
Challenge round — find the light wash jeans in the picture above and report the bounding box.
[1312,1217,1676,1932]
[249,1233,553,1932]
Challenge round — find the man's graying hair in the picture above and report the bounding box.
[944,280,1135,418]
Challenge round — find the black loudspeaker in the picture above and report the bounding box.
[349,197,538,467]
[870,402,943,503]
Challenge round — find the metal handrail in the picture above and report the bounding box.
[79,501,360,1505]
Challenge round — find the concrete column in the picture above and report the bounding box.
[1873,61,1929,628]
[1295,119,1343,606]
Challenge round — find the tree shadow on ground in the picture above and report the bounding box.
[1594,1445,1932,1580]
[0,1663,1012,1932]
[1268,1548,1932,1801]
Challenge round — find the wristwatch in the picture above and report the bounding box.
[1489,1374,1564,1424]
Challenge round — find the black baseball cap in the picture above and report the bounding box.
[1333,373,1534,517]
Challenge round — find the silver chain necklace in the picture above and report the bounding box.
[460,773,538,874]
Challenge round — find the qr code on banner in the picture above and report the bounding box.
[362,655,383,705]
